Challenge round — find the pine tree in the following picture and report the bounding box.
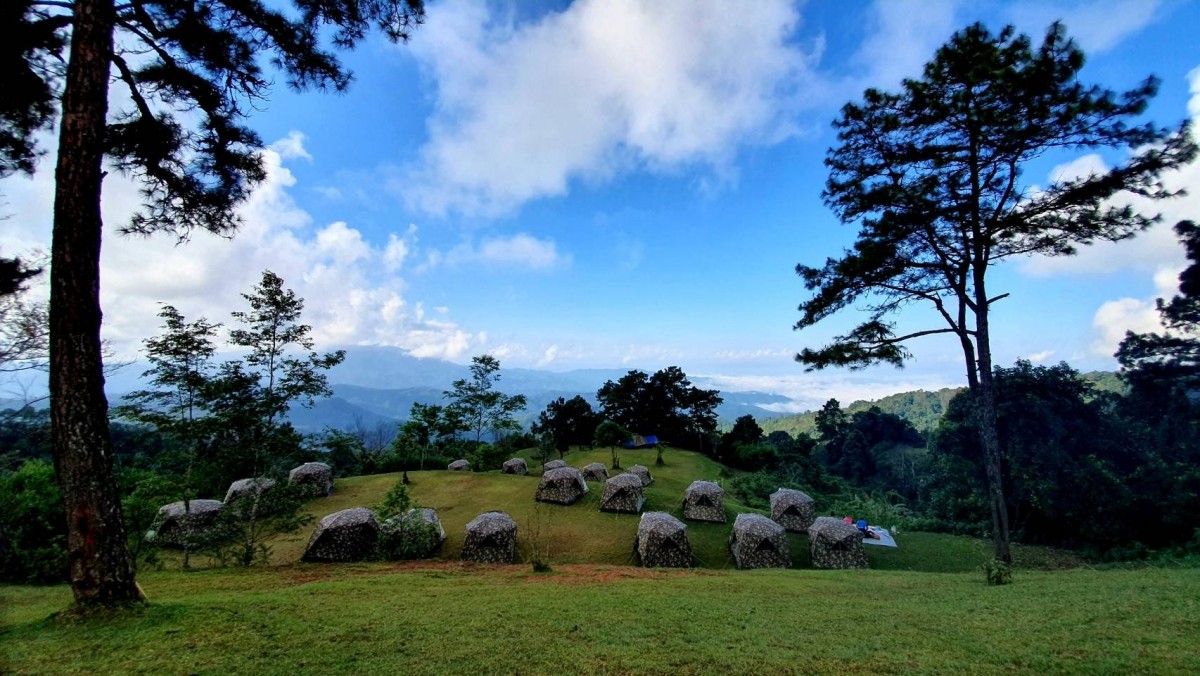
[795,22,1196,562]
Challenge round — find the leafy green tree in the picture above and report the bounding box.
[443,355,527,446]
[391,402,456,477]
[927,361,1136,551]
[596,366,722,452]
[4,0,424,606]
[793,22,1196,562]
[717,414,765,467]
[116,305,220,565]
[118,468,178,572]
[531,395,600,456]
[814,399,848,442]
[374,479,438,560]
[594,420,631,470]
[321,428,370,477]
[227,270,345,476]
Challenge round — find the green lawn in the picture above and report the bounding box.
[3,446,1193,673]
[3,565,1197,674]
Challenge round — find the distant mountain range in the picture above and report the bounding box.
[96,345,795,433]
[10,345,1124,436]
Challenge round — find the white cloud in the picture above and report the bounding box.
[1027,350,1055,363]
[383,232,411,272]
[1004,0,1163,54]
[711,348,793,361]
[441,233,567,271]
[270,131,313,162]
[1021,66,1200,278]
[403,0,818,217]
[854,0,962,90]
[537,344,559,368]
[2,131,481,362]
[1090,297,1164,356]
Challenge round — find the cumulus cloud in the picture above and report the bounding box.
[853,0,962,90]
[1018,65,1199,357]
[270,132,313,162]
[2,132,482,362]
[402,0,820,217]
[1022,65,1198,279]
[1004,0,1163,54]
[1027,350,1055,363]
[433,233,568,271]
[1090,297,1164,356]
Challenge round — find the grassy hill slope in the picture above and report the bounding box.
[271,446,1071,573]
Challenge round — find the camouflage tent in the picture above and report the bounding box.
[448,459,471,471]
[223,477,275,505]
[770,488,815,532]
[808,516,869,569]
[628,464,654,487]
[581,462,609,483]
[635,512,692,568]
[381,507,446,559]
[534,467,589,505]
[288,462,334,497]
[599,473,645,514]
[542,459,567,472]
[147,499,224,548]
[682,480,726,523]
[301,507,381,562]
[461,511,518,564]
[502,458,528,475]
[729,513,790,569]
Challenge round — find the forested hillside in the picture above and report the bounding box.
[759,387,962,436]
[757,371,1125,436]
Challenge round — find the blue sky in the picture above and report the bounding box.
[5,0,1200,410]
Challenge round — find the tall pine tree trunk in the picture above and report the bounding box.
[50,0,141,606]
[973,298,1012,563]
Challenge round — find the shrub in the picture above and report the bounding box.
[375,480,440,560]
[0,460,67,583]
[983,558,1013,586]
[209,481,313,567]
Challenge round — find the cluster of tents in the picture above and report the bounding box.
[148,458,893,570]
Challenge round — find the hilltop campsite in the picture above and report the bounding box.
[4,1,1200,673]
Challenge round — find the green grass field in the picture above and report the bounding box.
[3,446,1195,673]
[4,565,1198,673]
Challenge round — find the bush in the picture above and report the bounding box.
[727,471,801,510]
[983,558,1013,585]
[375,480,440,560]
[0,460,67,583]
[822,490,931,532]
[120,468,182,570]
[466,441,509,473]
[209,481,313,567]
